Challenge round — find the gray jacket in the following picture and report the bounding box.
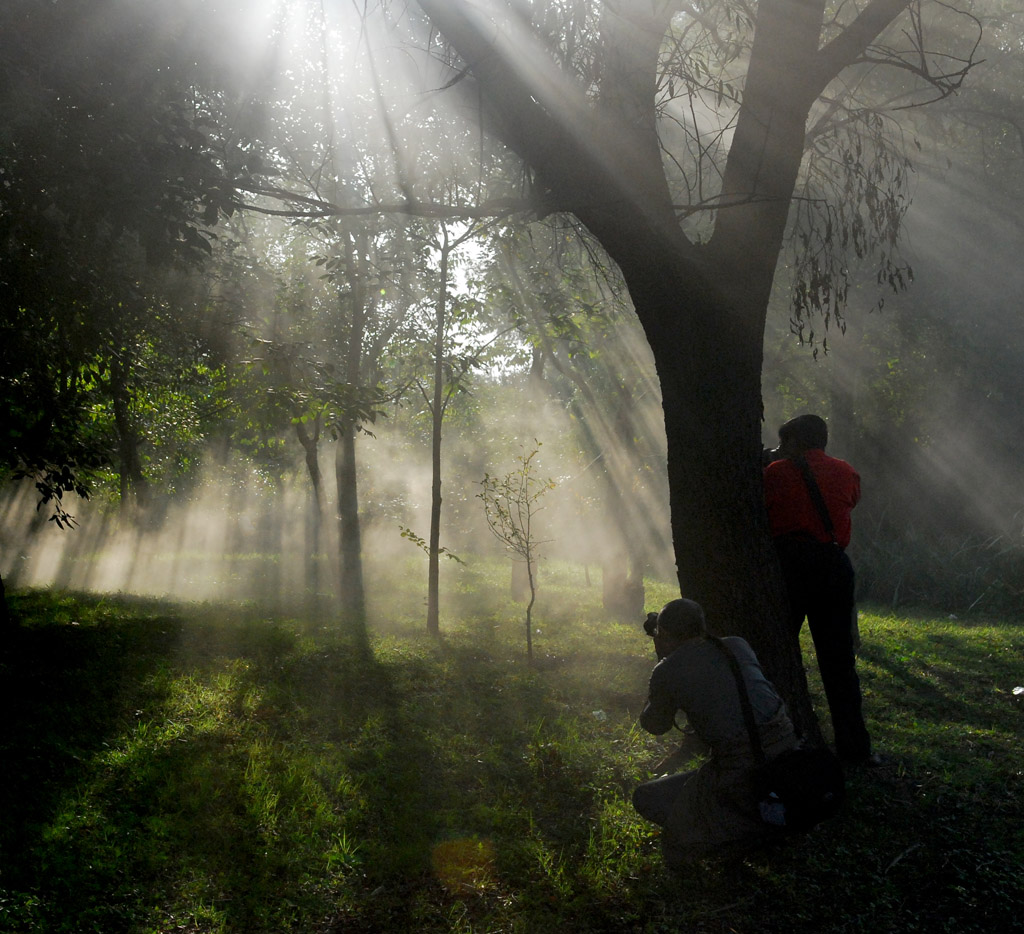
[640,636,790,755]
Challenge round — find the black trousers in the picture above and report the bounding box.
[775,539,872,761]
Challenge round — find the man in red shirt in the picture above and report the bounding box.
[764,414,876,766]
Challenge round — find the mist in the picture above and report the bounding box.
[5,158,1023,620]
[0,315,675,619]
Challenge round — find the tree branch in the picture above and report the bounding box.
[414,0,693,258]
[231,180,535,220]
[810,0,913,95]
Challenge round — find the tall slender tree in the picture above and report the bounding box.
[415,220,495,635]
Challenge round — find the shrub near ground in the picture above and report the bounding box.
[0,564,1022,933]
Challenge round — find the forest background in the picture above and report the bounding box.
[2,0,1023,630]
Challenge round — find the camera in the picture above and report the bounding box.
[762,446,781,467]
[644,611,670,659]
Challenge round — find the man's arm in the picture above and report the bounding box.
[650,729,709,774]
[639,666,677,735]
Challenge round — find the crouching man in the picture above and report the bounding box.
[632,599,798,867]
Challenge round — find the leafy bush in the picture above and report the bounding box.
[857,522,1024,617]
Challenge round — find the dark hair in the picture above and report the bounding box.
[656,599,707,641]
[778,413,828,451]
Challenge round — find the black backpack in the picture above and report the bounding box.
[755,745,846,832]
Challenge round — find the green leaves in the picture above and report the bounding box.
[0,0,274,511]
[398,526,464,564]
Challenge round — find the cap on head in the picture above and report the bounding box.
[656,599,707,641]
[778,413,828,451]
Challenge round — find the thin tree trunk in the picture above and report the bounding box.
[296,417,324,606]
[335,230,369,630]
[335,422,365,624]
[426,230,450,636]
[524,559,535,663]
[513,272,666,601]
[257,479,285,610]
[110,358,146,518]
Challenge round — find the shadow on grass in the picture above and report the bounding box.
[1,592,635,932]
[1,594,182,877]
[0,592,371,931]
[857,622,1023,740]
[3,593,1022,933]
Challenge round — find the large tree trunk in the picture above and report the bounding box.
[561,174,821,730]
[625,260,819,739]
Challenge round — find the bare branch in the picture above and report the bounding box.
[231,180,536,221]
[811,0,982,104]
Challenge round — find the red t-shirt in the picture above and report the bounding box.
[763,449,860,548]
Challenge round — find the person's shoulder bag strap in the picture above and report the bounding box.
[706,635,765,765]
[791,453,838,546]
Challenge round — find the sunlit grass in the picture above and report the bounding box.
[2,582,1022,933]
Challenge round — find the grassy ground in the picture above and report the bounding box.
[1,562,1022,933]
